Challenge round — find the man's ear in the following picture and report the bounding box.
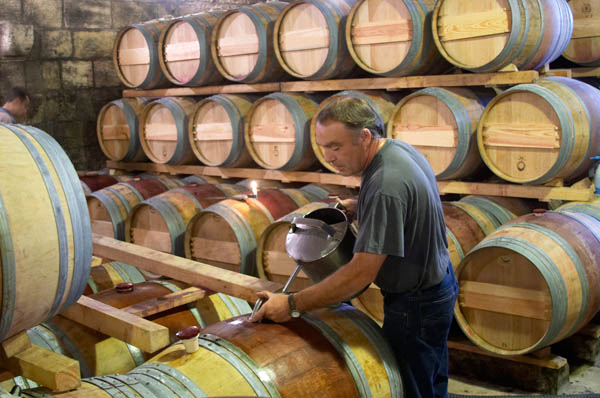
[360,128,372,143]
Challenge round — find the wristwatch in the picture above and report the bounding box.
[288,294,302,318]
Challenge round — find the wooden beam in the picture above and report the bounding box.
[106,161,595,201]
[1,331,32,358]
[61,295,170,353]
[121,72,539,98]
[122,287,206,318]
[571,67,600,78]
[437,180,594,202]
[1,338,80,393]
[92,234,283,303]
[105,161,361,187]
[123,82,281,98]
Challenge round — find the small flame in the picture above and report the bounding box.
[251,180,258,197]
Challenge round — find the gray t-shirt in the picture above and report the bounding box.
[353,139,449,293]
[0,107,16,123]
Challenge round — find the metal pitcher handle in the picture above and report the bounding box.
[290,217,336,237]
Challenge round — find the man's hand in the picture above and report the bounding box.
[335,197,358,220]
[249,291,291,323]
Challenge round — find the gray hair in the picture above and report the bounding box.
[315,96,385,139]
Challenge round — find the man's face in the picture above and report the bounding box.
[13,97,30,119]
[316,119,369,176]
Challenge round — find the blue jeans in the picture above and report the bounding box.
[382,265,458,398]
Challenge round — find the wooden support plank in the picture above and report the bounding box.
[122,287,206,318]
[571,67,600,78]
[351,20,412,45]
[121,72,538,98]
[437,180,594,202]
[123,82,281,98]
[1,345,81,392]
[92,234,282,303]
[280,71,539,92]
[393,126,456,148]
[279,27,329,51]
[1,331,32,358]
[61,295,170,353]
[105,161,594,201]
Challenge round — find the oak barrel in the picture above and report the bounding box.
[86,178,170,240]
[97,98,149,162]
[346,0,447,76]
[158,12,225,86]
[79,174,119,195]
[125,184,234,256]
[0,124,92,341]
[189,94,255,167]
[310,90,396,172]
[245,92,319,170]
[562,0,600,66]
[113,19,171,89]
[29,305,402,398]
[388,87,493,179]
[211,2,288,83]
[432,0,573,72]
[478,77,600,184]
[140,97,197,165]
[185,199,272,275]
[455,211,600,355]
[274,0,358,80]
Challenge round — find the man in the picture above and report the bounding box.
[250,96,458,398]
[0,87,30,123]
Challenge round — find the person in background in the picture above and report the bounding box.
[250,97,458,398]
[0,86,30,123]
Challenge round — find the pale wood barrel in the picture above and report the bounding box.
[140,97,197,165]
[185,198,272,275]
[274,0,358,80]
[0,124,92,341]
[432,0,573,72]
[125,184,235,256]
[138,172,186,190]
[563,0,600,66]
[256,201,332,291]
[388,87,493,180]
[113,19,171,89]
[245,92,319,170]
[25,306,401,398]
[556,200,600,222]
[212,2,288,83]
[478,78,600,184]
[456,211,600,355]
[97,98,149,162]
[23,281,251,378]
[86,178,170,240]
[346,0,447,77]
[85,261,146,295]
[158,12,225,86]
[310,90,396,172]
[189,94,256,167]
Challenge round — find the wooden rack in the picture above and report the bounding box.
[106,161,596,202]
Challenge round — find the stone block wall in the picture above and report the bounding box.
[0,0,262,170]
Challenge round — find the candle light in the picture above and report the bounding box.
[250,180,258,198]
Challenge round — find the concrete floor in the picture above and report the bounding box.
[449,355,600,396]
